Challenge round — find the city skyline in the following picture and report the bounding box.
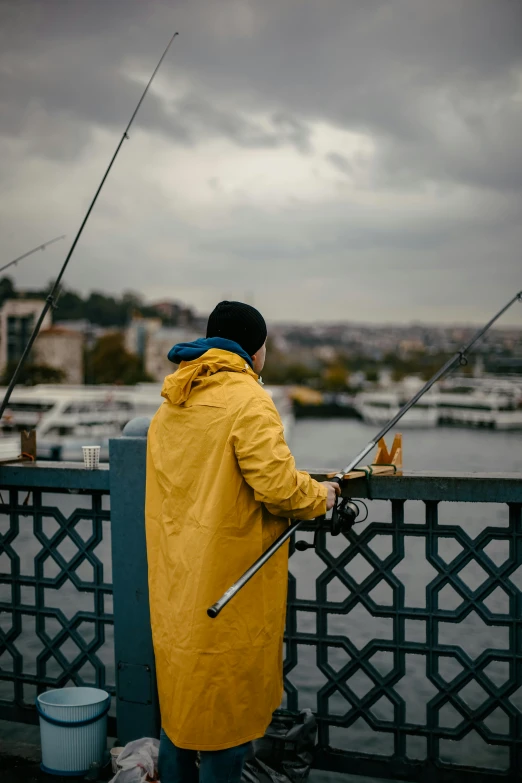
[2,276,522,331]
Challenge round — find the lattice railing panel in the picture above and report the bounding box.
[2,463,522,780]
[0,487,114,729]
[284,499,522,782]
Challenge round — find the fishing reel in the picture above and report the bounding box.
[331,498,362,535]
[294,498,367,552]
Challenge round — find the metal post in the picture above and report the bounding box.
[109,422,159,743]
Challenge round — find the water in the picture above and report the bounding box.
[291,418,522,474]
[1,421,521,778]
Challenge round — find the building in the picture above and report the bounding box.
[33,327,84,384]
[125,317,162,359]
[151,301,182,322]
[145,326,199,381]
[0,300,84,384]
[151,300,199,327]
[151,300,192,325]
[57,319,110,350]
[0,299,51,374]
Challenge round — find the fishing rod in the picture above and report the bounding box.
[0,235,66,276]
[0,32,179,421]
[208,289,522,619]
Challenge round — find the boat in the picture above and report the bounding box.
[0,383,294,460]
[355,379,522,430]
[0,384,162,461]
[354,391,439,428]
[437,388,522,429]
[265,385,294,439]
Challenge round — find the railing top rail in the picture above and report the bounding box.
[1,460,521,501]
[0,460,110,491]
[309,470,522,503]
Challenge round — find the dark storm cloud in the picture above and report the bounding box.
[2,0,521,174]
[0,0,521,322]
[0,0,314,158]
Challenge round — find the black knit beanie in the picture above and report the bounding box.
[206,301,267,356]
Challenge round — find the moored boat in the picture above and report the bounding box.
[0,382,294,460]
[354,391,439,428]
[355,380,522,430]
[437,389,522,429]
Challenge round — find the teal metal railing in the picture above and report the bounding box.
[291,470,522,782]
[0,463,115,733]
[1,442,521,782]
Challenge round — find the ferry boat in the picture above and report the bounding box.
[0,383,294,460]
[0,385,161,460]
[437,388,522,429]
[354,391,439,428]
[355,380,522,430]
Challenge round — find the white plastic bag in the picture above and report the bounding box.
[110,738,160,783]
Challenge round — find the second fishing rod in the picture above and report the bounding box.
[207,289,522,619]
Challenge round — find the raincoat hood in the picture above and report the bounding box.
[161,347,258,406]
[168,337,253,368]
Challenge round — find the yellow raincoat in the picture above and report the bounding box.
[145,349,328,751]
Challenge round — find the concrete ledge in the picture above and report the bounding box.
[308,470,522,503]
[0,734,114,782]
[0,739,41,764]
[0,461,110,491]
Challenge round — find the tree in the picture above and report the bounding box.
[323,362,349,392]
[86,332,153,385]
[0,278,191,328]
[0,361,65,386]
[0,276,17,306]
[121,291,144,311]
[261,338,322,386]
[53,289,86,321]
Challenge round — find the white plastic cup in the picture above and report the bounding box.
[110,746,124,774]
[82,445,101,469]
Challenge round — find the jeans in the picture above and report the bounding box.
[158,729,250,783]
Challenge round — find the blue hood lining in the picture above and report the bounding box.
[167,337,254,369]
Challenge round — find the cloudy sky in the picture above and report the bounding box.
[0,0,521,324]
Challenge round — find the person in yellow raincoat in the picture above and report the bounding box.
[145,301,339,783]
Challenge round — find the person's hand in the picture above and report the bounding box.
[321,481,341,511]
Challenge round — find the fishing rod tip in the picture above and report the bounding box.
[165,32,179,47]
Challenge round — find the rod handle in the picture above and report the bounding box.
[207,519,305,618]
[207,586,236,618]
[330,476,344,536]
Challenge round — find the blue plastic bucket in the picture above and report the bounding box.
[36,687,110,776]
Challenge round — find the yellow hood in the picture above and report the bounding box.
[161,349,258,406]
